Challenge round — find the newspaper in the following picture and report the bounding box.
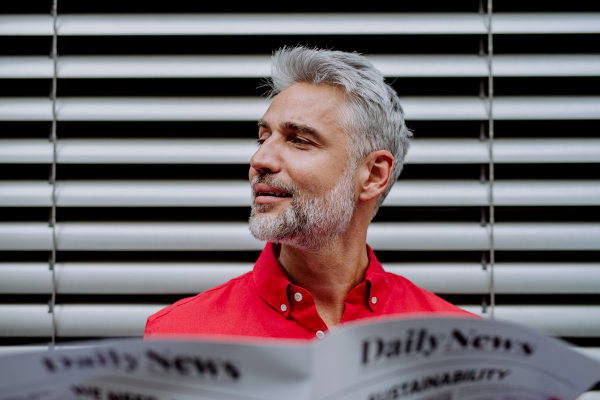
[0,317,598,400]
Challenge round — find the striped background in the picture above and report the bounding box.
[1,0,599,396]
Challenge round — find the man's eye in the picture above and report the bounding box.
[256,138,265,146]
[292,137,310,145]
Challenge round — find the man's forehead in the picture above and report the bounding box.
[265,83,344,117]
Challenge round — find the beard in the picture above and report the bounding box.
[249,165,357,250]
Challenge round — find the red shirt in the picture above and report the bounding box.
[145,243,475,340]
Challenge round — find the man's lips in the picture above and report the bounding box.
[253,183,292,204]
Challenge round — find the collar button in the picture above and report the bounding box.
[294,292,303,302]
[280,304,287,312]
[371,296,377,305]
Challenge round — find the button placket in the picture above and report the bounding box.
[287,286,327,335]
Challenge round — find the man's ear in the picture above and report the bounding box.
[358,150,395,202]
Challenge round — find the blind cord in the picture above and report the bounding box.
[487,0,496,320]
[48,0,58,349]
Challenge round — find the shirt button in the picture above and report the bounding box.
[316,330,325,339]
[280,304,287,312]
[294,292,303,302]
[371,297,377,304]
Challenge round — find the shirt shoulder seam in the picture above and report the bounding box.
[147,271,253,324]
[386,272,469,311]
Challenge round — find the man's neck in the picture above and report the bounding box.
[275,227,370,330]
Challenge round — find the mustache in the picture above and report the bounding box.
[251,173,299,198]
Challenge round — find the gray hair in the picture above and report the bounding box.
[267,46,412,217]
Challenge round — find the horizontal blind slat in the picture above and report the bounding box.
[2,180,600,207]
[2,97,600,121]
[463,306,600,337]
[1,223,599,251]
[2,55,600,78]
[0,345,86,355]
[0,263,254,294]
[3,305,600,337]
[2,263,599,294]
[2,13,599,36]
[3,139,600,164]
[0,305,162,337]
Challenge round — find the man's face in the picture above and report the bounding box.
[248,82,357,248]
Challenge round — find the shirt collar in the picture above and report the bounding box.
[253,242,391,315]
[363,244,392,312]
[253,242,292,317]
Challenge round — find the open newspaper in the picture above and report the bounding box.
[1,317,599,400]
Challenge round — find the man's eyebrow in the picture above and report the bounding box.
[283,121,321,137]
[257,120,323,140]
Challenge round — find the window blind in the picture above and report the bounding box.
[0,1,599,393]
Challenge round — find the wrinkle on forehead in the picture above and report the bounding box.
[267,83,346,132]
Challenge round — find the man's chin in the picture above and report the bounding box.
[249,209,278,228]
[249,214,280,241]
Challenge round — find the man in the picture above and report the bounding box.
[145,46,474,340]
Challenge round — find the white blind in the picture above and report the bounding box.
[0,5,599,392]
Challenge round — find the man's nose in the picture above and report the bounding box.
[250,135,282,174]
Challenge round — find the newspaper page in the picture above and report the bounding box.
[0,317,598,400]
[0,339,313,400]
[313,317,600,400]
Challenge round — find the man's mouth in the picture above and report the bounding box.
[253,183,293,204]
[256,191,292,198]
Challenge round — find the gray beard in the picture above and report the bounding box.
[249,166,357,250]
